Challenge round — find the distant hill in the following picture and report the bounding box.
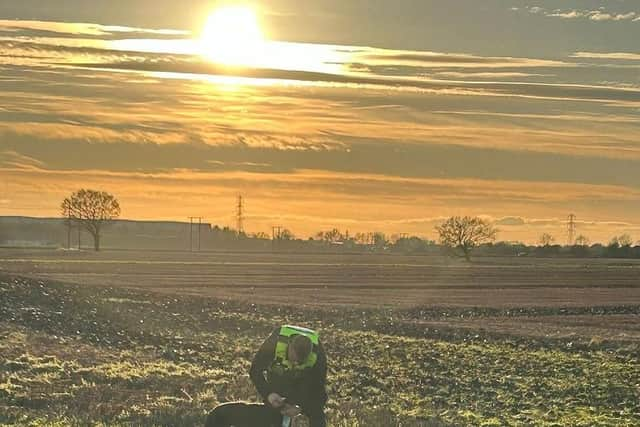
[0,216,222,251]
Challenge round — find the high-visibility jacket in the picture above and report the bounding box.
[268,325,319,375]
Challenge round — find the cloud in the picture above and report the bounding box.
[361,50,567,68]
[548,10,584,19]
[66,58,640,107]
[434,71,551,79]
[0,19,189,37]
[0,122,346,153]
[5,164,640,204]
[432,110,640,125]
[588,11,636,22]
[0,150,45,170]
[486,216,636,231]
[2,58,640,172]
[572,52,640,61]
[518,7,639,22]
[6,19,640,110]
[494,217,526,226]
[5,125,640,191]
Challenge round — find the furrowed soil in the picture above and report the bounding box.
[0,249,639,426]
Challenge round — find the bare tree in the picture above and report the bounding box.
[251,232,270,240]
[538,233,555,247]
[278,228,295,241]
[610,234,633,247]
[61,189,120,251]
[436,216,497,260]
[316,228,344,243]
[371,232,388,249]
[353,232,370,245]
[574,235,590,247]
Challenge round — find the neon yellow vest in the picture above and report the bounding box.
[269,325,319,375]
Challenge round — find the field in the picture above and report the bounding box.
[1,249,639,426]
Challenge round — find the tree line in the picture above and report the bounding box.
[58,189,639,259]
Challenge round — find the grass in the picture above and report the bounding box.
[0,273,639,426]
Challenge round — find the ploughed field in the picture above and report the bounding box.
[2,249,640,308]
[0,249,639,426]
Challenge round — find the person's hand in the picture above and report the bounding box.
[267,393,286,408]
[281,403,301,417]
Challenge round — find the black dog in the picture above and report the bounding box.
[205,402,282,427]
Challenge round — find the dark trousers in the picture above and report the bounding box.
[301,404,326,427]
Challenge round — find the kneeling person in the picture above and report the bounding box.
[250,325,328,427]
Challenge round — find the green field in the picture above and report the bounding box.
[1,250,639,426]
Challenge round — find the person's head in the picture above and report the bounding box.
[287,334,313,365]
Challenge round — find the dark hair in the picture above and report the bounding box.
[290,335,313,360]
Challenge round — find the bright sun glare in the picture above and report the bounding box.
[200,6,265,66]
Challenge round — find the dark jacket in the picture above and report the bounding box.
[250,327,328,408]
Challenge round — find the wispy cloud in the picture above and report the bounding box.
[4,20,639,110]
[0,150,45,170]
[361,50,567,68]
[2,53,640,167]
[518,6,639,22]
[71,59,640,107]
[0,19,189,37]
[571,52,640,61]
[434,71,551,79]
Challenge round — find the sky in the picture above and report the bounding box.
[1,0,640,243]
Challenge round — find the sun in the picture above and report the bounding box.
[200,5,265,66]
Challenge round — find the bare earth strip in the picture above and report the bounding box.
[0,249,639,308]
[1,249,639,345]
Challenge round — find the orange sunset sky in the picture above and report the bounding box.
[1,1,640,243]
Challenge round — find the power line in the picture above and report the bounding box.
[567,213,576,246]
[272,225,283,241]
[67,210,71,250]
[188,217,203,252]
[236,195,244,235]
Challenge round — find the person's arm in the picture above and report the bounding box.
[249,328,279,399]
[307,340,328,405]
